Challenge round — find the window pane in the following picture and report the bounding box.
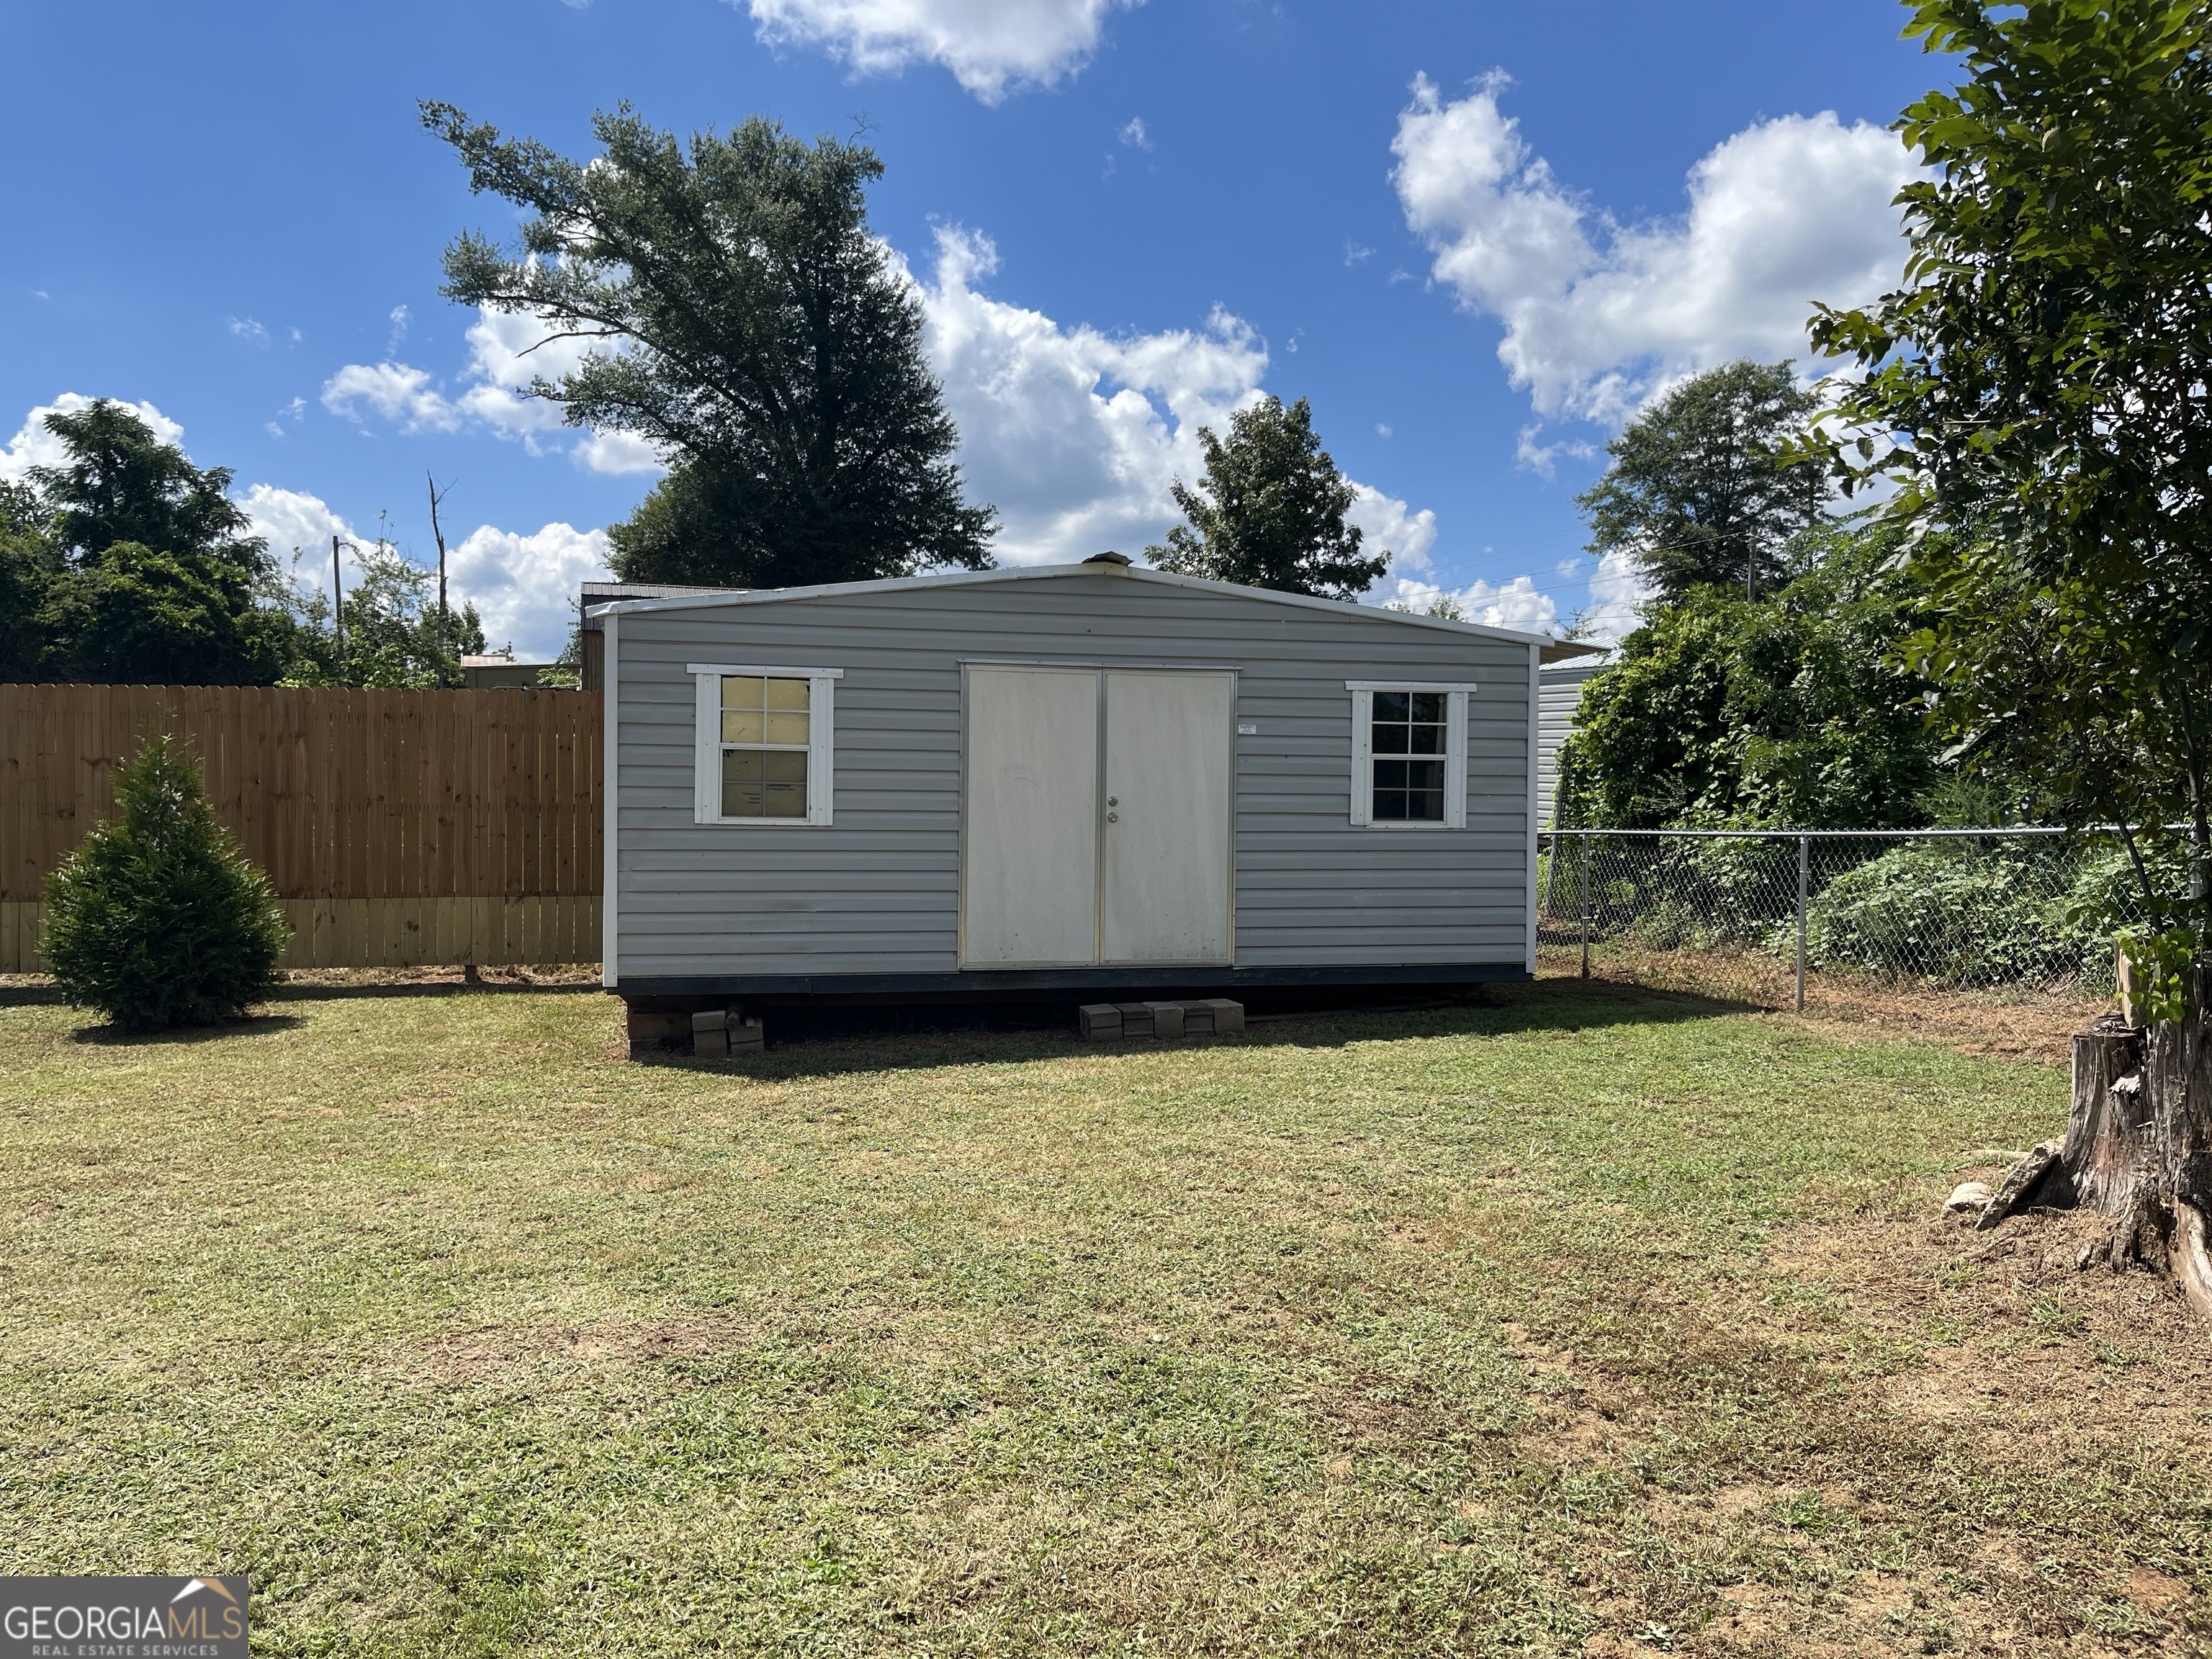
[1372,759,1447,824]
[721,709,765,743]
[721,749,766,817]
[1373,690,1410,721]
[1408,691,1445,723]
[763,750,808,817]
[764,711,810,745]
[765,677,810,711]
[1406,721,1444,755]
[1372,719,1410,755]
[721,676,765,712]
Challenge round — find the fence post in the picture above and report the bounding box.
[1580,830,1592,981]
[1796,833,1809,1012]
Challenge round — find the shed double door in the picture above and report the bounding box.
[961,666,1234,968]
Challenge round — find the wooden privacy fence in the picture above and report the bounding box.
[1,685,601,972]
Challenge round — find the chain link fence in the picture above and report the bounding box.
[1537,829,2154,1007]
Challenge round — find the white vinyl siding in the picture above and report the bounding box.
[609,577,1535,981]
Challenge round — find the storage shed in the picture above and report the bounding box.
[1537,652,1611,827]
[595,556,1596,1014]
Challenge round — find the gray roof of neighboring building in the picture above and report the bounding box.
[581,581,748,629]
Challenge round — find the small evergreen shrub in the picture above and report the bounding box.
[41,734,289,1028]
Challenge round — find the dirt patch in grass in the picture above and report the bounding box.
[1768,1200,2212,1452]
[1539,941,2109,1064]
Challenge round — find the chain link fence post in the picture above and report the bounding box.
[1580,830,1592,980]
[1795,833,1809,1012]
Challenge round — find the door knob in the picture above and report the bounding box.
[1107,796,1118,806]
[1107,812,1118,822]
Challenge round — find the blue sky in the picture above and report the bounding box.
[0,0,1936,659]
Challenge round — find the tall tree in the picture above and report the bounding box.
[1809,0,2212,1312]
[423,103,996,588]
[1577,361,1827,606]
[32,400,265,569]
[17,401,300,685]
[1557,522,1943,830]
[1146,395,1387,599]
[1809,0,2212,932]
[0,482,58,680]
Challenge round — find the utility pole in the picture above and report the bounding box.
[331,534,346,666]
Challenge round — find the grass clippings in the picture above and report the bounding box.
[1,975,2204,1656]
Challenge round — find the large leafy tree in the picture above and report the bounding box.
[0,482,58,680]
[1558,523,1943,830]
[1810,0,2212,1308]
[14,401,300,685]
[1808,0,2212,935]
[33,400,267,570]
[1578,360,1827,606]
[423,103,996,588]
[1146,395,1388,599]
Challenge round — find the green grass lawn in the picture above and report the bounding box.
[1,980,2206,1656]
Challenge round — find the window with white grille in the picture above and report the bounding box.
[690,663,841,827]
[1345,681,1473,830]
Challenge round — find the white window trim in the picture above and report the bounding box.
[689,662,843,827]
[1346,681,1470,830]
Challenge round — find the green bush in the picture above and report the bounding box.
[41,735,289,1028]
[1804,840,2103,987]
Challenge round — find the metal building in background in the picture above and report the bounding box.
[1537,651,1611,827]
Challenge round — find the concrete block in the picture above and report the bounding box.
[1112,1002,1156,1038]
[693,1025,730,1058]
[729,1015,764,1053]
[1142,1001,1186,1039]
[1079,1003,1123,1040]
[1179,1002,1215,1037]
[624,1000,694,1056]
[1195,998,1244,1035]
[691,1008,729,1033]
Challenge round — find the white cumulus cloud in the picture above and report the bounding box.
[449,522,613,660]
[914,227,1441,580]
[915,225,1269,562]
[321,361,463,434]
[1389,573,1559,634]
[1345,484,1436,573]
[1577,547,1654,644]
[742,0,1138,102]
[322,309,655,475]
[1392,73,1917,428]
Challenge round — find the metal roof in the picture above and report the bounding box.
[586,561,1604,662]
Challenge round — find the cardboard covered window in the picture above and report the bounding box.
[691,664,841,826]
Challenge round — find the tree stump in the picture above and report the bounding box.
[2047,963,2212,1319]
